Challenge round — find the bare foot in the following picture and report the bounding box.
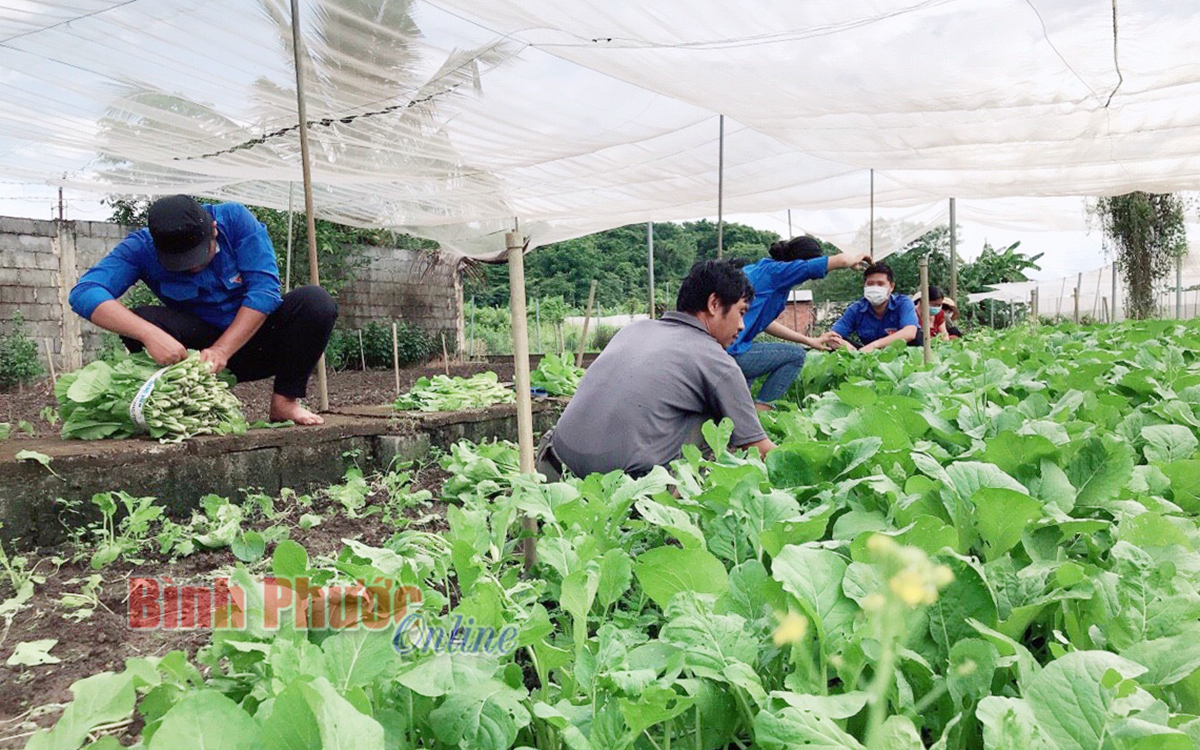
[755,402,774,412]
[270,394,325,426]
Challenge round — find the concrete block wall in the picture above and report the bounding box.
[0,215,463,372]
[335,246,464,352]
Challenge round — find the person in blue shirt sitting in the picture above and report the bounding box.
[727,236,872,409]
[68,195,337,426]
[828,261,920,352]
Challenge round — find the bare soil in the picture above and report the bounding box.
[0,459,451,747]
[0,362,514,441]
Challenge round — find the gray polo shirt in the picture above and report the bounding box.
[550,311,767,477]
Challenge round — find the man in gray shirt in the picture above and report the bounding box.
[541,259,776,478]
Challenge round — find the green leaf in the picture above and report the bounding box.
[947,639,1000,706]
[972,488,1043,559]
[262,683,321,750]
[272,539,309,580]
[297,677,385,750]
[7,638,60,666]
[1025,651,1146,750]
[1159,459,1200,512]
[322,627,397,692]
[429,679,530,750]
[596,548,633,610]
[1068,435,1135,508]
[561,566,600,624]
[659,609,757,677]
[618,685,695,737]
[929,556,999,655]
[633,547,729,608]
[983,431,1060,477]
[877,715,924,750]
[771,544,855,645]
[231,531,265,562]
[702,418,736,457]
[1141,424,1199,463]
[15,449,58,477]
[771,691,869,719]
[66,362,114,403]
[148,690,262,750]
[754,707,866,750]
[634,498,705,549]
[25,672,136,750]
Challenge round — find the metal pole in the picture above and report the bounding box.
[869,169,875,257]
[284,182,295,292]
[1176,253,1184,319]
[948,197,957,300]
[716,115,725,258]
[990,302,995,328]
[647,222,656,319]
[577,280,597,367]
[289,0,328,411]
[920,255,931,364]
[506,231,536,569]
[1093,269,1102,320]
[787,209,793,239]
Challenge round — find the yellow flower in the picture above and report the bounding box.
[772,611,809,646]
[866,534,897,555]
[861,593,887,613]
[889,569,932,607]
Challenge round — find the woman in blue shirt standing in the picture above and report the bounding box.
[728,236,871,409]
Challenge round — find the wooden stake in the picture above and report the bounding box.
[392,322,400,397]
[506,232,537,570]
[290,0,329,411]
[43,338,57,387]
[919,255,931,365]
[358,329,366,372]
[441,332,450,376]
[1102,296,1110,324]
[576,280,597,368]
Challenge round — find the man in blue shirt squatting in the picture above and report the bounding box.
[828,261,921,352]
[727,236,872,410]
[69,195,337,425]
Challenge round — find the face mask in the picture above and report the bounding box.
[863,286,889,306]
[929,305,943,317]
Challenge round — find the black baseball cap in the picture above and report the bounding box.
[147,195,213,272]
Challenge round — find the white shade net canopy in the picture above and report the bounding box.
[2,0,1199,259]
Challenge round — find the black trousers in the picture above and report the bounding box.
[122,285,337,398]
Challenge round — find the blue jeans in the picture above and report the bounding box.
[732,342,806,403]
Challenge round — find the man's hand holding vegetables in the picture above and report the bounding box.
[70,195,337,426]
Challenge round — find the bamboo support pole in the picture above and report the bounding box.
[506,231,537,570]
[289,0,328,411]
[43,338,56,387]
[576,280,597,368]
[920,256,931,365]
[392,322,400,397]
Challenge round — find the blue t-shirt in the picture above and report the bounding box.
[831,294,920,345]
[69,203,282,330]
[727,256,829,356]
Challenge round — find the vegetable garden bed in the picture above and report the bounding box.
[5,320,1200,750]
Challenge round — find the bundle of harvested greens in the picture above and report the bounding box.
[530,351,585,396]
[56,352,248,442]
[392,371,515,412]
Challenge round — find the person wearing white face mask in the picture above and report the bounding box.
[827,262,920,352]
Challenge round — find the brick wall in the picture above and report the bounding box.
[0,215,463,371]
[774,301,815,336]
